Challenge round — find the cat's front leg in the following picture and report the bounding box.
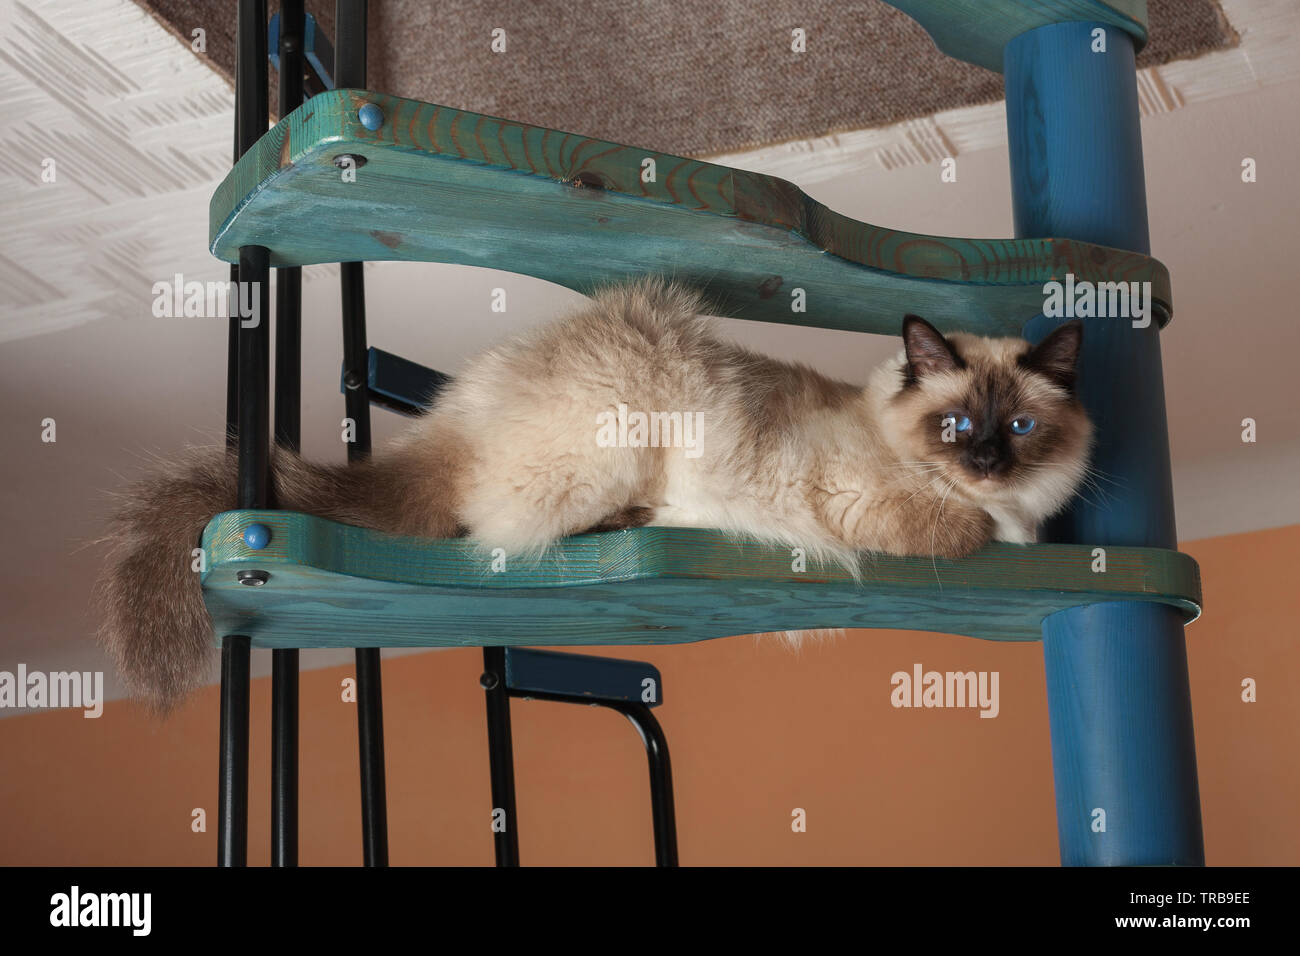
[925,505,997,558]
[840,493,994,559]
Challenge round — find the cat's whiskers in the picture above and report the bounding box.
[1072,467,1119,509]
[898,470,954,507]
[928,473,960,588]
[1082,464,1128,489]
[889,460,947,471]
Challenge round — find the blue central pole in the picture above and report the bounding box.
[1005,22,1204,865]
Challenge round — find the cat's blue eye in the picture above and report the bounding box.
[1010,417,1036,435]
[942,413,971,433]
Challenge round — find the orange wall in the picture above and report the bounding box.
[1,524,1296,866]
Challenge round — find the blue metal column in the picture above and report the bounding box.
[1006,22,1204,865]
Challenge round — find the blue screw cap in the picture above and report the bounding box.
[243,523,271,550]
[358,103,384,131]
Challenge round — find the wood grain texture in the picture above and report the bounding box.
[208,90,1172,337]
[199,510,1202,650]
[883,0,1148,72]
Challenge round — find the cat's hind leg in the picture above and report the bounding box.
[584,505,656,533]
[457,447,652,561]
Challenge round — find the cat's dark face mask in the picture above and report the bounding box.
[888,316,1091,494]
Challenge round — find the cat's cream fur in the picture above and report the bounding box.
[96,278,1092,709]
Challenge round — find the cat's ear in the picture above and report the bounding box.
[901,315,963,383]
[1022,320,1083,392]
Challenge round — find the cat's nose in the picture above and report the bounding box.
[969,447,1001,476]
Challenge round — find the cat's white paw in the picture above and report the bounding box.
[992,517,1037,545]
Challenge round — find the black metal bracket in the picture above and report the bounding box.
[481,648,678,867]
[505,648,664,707]
[340,347,452,417]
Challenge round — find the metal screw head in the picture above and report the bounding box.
[358,102,384,131]
[343,369,364,390]
[479,671,499,691]
[237,570,270,587]
[332,153,367,170]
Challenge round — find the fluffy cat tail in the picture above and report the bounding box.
[94,445,455,713]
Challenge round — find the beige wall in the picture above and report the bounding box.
[1,524,1295,866]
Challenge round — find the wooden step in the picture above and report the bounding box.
[208,89,1172,338]
[200,510,1201,650]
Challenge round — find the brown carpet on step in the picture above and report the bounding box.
[138,0,1236,157]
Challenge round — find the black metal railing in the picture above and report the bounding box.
[217,0,676,869]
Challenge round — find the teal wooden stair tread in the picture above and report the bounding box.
[200,511,1201,650]
[209,90,1172,338]
[883,0,1147,73]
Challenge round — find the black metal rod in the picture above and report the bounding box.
[482,648,520,866]
[335,0,387,867]
[347,298,385,865]
[237,245,271,508]
[237,0,269,154]
[355,647,388,865]
[269,648,299,866]
[273,269,302,451]
[610,702,679,867]
[335,0,367,87]
[269,0,305,869]
[235,0,270,509]
[217,636,251,866]
[273,0,304,454]
[340,263,372,461]
[225,278,239,448]
[218,0,268,871]
[224,0,244,448]
[336,1,370,469]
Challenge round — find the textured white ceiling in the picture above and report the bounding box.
[0,0,240,340]
[0,0,1297,711]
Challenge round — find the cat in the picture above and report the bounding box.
[95,277,1092,710]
